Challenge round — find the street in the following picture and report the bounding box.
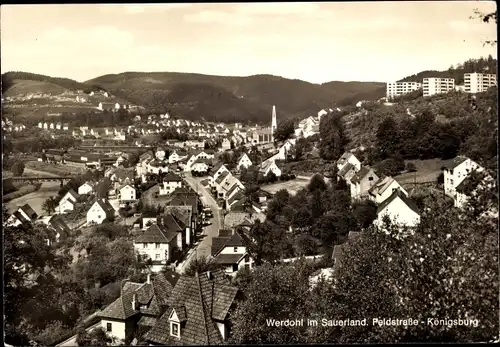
[178,173,222,273]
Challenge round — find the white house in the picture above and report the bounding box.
[168,150,187,164]
[159,172,183,196]
[7,204,38,226]
[191,160,209,173]
[211,229,253,275]
[349,166,379,199]
[58,189,80,214]
[221,138,231,151]
[237,153,253,170]
[78,181,96,195]
[134,224,178,272]
[259,160,282,177]
[184,150,215,172]
[368,176,408,204]
[156,147,166,160]
[119,184,136,202]
[86,199,115,225]
[337,152,362,172]
[374,190,420,228]
[210,163,230,187]
[443,156,483,199]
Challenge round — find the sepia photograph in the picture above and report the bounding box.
[1,1,498,346]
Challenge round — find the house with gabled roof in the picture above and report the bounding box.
[368,176,408,204]
[349,166,379,199]
[259,160,282,177]
[111,167,135,184]
[58,189,80,214]
[78,181,96,195]
[237,153,252,170]
[374,189,420,228]
[442,156,484,199]
[134,224,178,272]
[337,152,362,172]
[209,163,229,187]
[158,214,185,250]
[337,162,358,183]
[119,184,137,203]
[97,272,179,344]
[7,203,39,226]
[164,205,194,246]
[96,177,113,199]
[145,270,240,345]
[191,158,211,173]
[35,215,70,245]
[211,229,253,274]
[86,198,115,225]
[159,172,183,196]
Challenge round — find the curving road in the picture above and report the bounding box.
[177,173,222,273]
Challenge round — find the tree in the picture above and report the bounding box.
[274,119,295,142]
[42,197,58,215]
[243,220,289,266]
[352,199,378,229]
[183,255,224,277]
[4,211,73,345]
[230,261,314,344]
[76,327,113,346]
[319,113,348,160]
[307,174,327,192]
[309,198,498,343]
[375,116,400,159]
[11,161,25,176]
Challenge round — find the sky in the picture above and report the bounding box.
[1,2,497,84]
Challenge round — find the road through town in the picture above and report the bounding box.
[178,173,222,273]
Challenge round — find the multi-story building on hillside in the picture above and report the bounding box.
[464,73,497,93]
[422,77,455,97]
[386,82,422,99]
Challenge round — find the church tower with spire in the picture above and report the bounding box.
[271,105,277,141]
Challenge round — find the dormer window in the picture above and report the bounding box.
[234,247,238,252]
[171,322,180,337]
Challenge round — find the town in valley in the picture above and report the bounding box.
[2,2,499,346]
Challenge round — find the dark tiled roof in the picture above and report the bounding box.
[64,189,80,202]
[20,203,38,220]
[376,189,420,215]
[135,224,178,243]
[93,199,115,218]
[215,171,230,185]
[227,191,244,207]
[211,231,244,256]
[350,166,371,184]
[442,156,468,170]
[213,253,244,265]
[145,270,237,345]
[98,282,143,320]
[338,162,355,178]
[114,168,135,181]
[163,172,183,182]
[164,206,192,228]
[161,214,184,233]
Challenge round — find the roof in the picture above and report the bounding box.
[160,214,184,233]
[259,159,276,173]
[163,206,192,228]
[135,224,178,243]
[215,171,230,184]
[214,254,245,265]
[227,190,244,207]
[163,172,183,182]
[338,162,355,178]
[442,156,469,170]
[48,215,70,235]
[93,199,115,218]
[211,230,245,256]
[98,282,143,320]
[376,189,420,215]
[20,203,38,220]
[145,270,239,345]
[64,189,80,202]
[114,167,135,181]
[350,166,373,184]
[338,152,353,163]
[368,176,397,196]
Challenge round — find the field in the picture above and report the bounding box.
[260,177,310,196]
[394,158,447,185]
[25,161,86,176]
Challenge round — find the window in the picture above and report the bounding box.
[143,243,147,248]
[106,323,112,332]
[234,247,238,252]
[171,322,180,337]
[156,254,160,260]
[232,264,239,272]
[368,177,373,181]
[156,243,160,249]
[97,215,101,219]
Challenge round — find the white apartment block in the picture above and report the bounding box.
[423,78,455,97]
[464,73,497,93]
[386,82,422,99]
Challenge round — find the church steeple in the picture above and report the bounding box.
[271,105,277,141]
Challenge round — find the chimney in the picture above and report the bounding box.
[147,273,151,284]
[132,293,137,310]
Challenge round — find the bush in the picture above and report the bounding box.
[376,157,405,177]
[405,162,417,172]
